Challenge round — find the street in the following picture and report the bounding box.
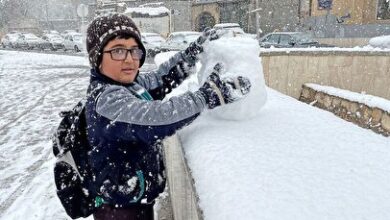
[0,49,156,219]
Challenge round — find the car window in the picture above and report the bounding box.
[173,35,185,42]
[268,34,279,43]
[73,35,82,41]
[279,35,292,45]
[261,35,270,42]
[292,33,315,43]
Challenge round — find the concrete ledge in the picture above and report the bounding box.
[299,84,390,137]
[260,49,390,57]
[163,135,203,220]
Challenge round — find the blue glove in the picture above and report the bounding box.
[198,63,251,109]
[181,28,220,65]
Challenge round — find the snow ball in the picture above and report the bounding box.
[198,37,267,120]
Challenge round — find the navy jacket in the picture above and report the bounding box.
[85,53,207,207]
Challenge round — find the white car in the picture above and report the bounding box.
[63,33,84,52]
[1,33,21,48]
[160,31,201,52]
[213,23,246,38]
[141,32,165,57]
[368,35,390,48]
[42,34,65,51]
[14,33,51,50]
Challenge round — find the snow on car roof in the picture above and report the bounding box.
[141,32,161,36]
[214,23,241,28]
[169,31,200,36]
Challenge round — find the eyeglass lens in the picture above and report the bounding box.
[110,48,143,60]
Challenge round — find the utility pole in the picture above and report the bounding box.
[255,0,259,36]
[45,0,50,29]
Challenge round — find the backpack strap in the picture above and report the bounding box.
[127,83,153,101]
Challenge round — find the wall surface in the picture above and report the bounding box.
[163,135,203,220]
[261,50,390,100]
[316,38,369,47]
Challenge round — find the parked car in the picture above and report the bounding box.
[368,35,390,48]
[214,23,245,37]
[43,30,60,35]
[42,34,65,51]
[61,30,78,37]
[63,33,84,52]
[141,32,165,57]
[16,33,52,50]
[1,33,21,48]
[160,31,201,52]
[14,34,29,49]
[259,32,334,48]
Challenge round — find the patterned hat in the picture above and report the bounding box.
[86,14,146,69]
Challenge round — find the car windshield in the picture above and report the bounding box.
[292,33,316,43]
[73,35,82,41]
[50,35,62,40]
[145,35,164,42]
[228,27,244,34]
[9,35,19,40]
[24,34,38,40]
[184,34,200,42]
[24,34,37,38]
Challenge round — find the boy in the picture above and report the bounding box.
[85,14,251,220]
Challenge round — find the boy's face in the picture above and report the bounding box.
[100,37,141,84]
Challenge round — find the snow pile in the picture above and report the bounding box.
[306,83,390,113]
[125,6,170,16]
[198,37,267,120]
[368,35,390,49]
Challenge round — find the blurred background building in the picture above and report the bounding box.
[1,0,390,38]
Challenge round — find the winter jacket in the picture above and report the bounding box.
[85,52,207,207]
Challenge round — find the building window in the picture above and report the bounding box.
[317,0,333,10]
[377,0,390,20]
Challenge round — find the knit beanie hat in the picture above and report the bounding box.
[86,14,146,69]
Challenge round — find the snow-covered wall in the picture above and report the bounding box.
[300,84,390,136]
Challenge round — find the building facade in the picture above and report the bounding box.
[192,0,250,32]
[252,0,300,34]
[301,0,390,37]
[96,0,192,32]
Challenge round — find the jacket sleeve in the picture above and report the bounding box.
[95,84,206,144]
[136,52,185,91]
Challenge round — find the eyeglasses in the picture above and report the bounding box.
[103,48,144,61]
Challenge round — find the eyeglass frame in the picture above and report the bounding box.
[103,47,144,61]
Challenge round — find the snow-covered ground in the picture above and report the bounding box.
[1,49,389,220]
[0,50,90,219]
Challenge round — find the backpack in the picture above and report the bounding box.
[52,100,96,219]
